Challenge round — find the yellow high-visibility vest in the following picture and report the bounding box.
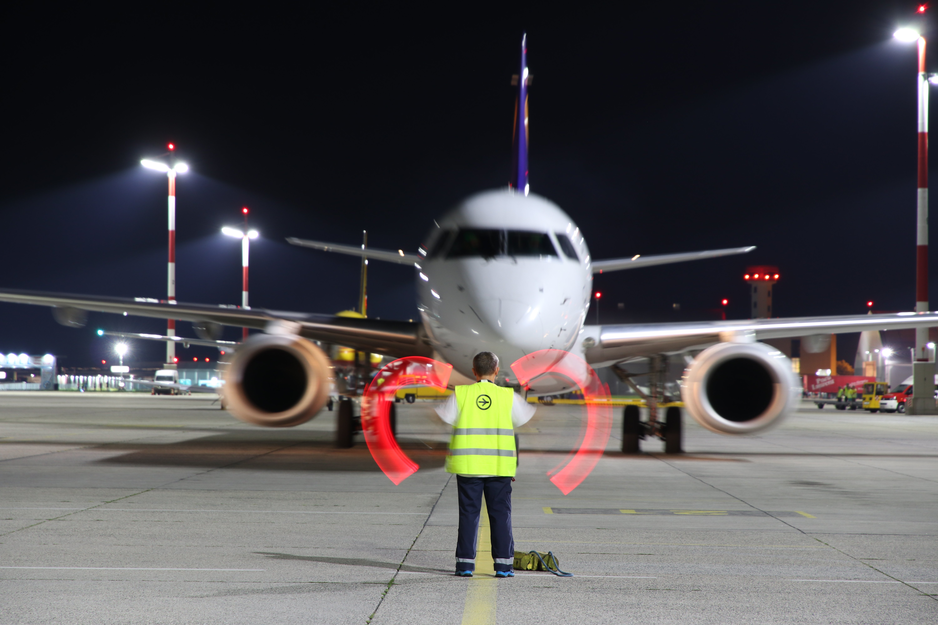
[446,382,517,476]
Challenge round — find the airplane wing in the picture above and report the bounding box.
[121,377,221,394]
[286,238,422,265]
[0,289,432,358]
[98,330,239,350]
[580,312,938,366]
[592,246,756,274]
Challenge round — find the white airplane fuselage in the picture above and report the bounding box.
[416,189,593,390]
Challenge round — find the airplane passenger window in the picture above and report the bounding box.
[506,231,557,257]
[447,229,503,259]
[555,234,579,260]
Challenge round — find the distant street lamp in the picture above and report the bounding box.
[115,342,128,367]
[222,207,258,341]
[141,144,189,368]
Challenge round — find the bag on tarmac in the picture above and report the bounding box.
[513,550,573,577]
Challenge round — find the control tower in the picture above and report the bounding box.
[744,266,779,318]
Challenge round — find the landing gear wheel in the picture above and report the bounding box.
[336,399,355,448]
[664,406,683,454]
[622,405,641,454]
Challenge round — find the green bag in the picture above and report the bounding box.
[512,550,573,576]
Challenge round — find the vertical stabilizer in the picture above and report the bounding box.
[510,34,530,196]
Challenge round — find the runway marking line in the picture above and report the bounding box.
[542,507,553,514]
[461,500,496,625]
[795,511,816,518]
[546,508,815,517]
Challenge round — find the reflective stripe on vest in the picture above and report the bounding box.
[446,382,516,476]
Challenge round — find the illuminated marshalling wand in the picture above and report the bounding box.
[141,143,189,367]
[222,208,259,342]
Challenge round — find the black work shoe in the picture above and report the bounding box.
[455,570,473,577]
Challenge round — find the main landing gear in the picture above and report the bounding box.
[615,355,683,454]
[335,397,397,449]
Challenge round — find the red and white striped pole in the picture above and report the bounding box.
[141,145,188,368]
[167,168,177,366]
[241,208,250,341]
[916,35,930,362]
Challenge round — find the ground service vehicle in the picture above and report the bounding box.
[879,384,912,413]
[152,369,180,395]
[861,382,889,413]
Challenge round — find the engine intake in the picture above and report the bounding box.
[681,341,797,434]
[223,333,332,427]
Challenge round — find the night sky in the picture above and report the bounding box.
[0,2,932,368]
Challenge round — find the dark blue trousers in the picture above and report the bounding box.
[455,476,514,573]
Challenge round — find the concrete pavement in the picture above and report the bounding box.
[1,392,936,623]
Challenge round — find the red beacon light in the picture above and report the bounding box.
[173,357,179,363]
[101,360,106,365]
[242,207,249,214]
[167,143,175,151]
[867,301,874,308]
[721,298,729,306]
[595,291,602,299]
[204,357,210,363]
[919,5,927,14]
[773,274,779,279]
[744,274,750,280]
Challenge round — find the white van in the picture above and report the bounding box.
[153,369,180,395]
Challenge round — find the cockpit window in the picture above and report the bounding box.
[427,230,455,259]
[506,231,558,257]
[446,229,503,259]
[554,233,579,261]
[444,229,559,259]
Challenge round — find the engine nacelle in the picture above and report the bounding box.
[681,341,798,435]
[223,333,332,427]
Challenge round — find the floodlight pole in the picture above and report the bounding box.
[240,223,250,342]
[167,168,177,366]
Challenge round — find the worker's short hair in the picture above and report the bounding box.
[472,351,499,376]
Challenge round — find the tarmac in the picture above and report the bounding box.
[1,391,936,624]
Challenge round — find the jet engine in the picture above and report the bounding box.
[223,333,332,427]
[681,341,798,435]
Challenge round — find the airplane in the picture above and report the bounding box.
[2,35,938,449]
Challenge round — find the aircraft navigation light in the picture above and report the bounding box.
[140,159,171,173]
[895,27,921,43]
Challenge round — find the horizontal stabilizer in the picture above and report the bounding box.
[592,246,755,274]
[287,237,421,265]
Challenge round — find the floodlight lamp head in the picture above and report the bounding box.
[141,159,171,173]
[115,343,128,356]
[894,27,921,43]
[173,162,189,174]
[247,230,259,239]
[222,227,244,238]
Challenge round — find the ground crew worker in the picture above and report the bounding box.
[846,386,856,401]
[837,387,845,401]
[435,351,536,578]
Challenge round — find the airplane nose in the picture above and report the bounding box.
[476,298,544,349]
